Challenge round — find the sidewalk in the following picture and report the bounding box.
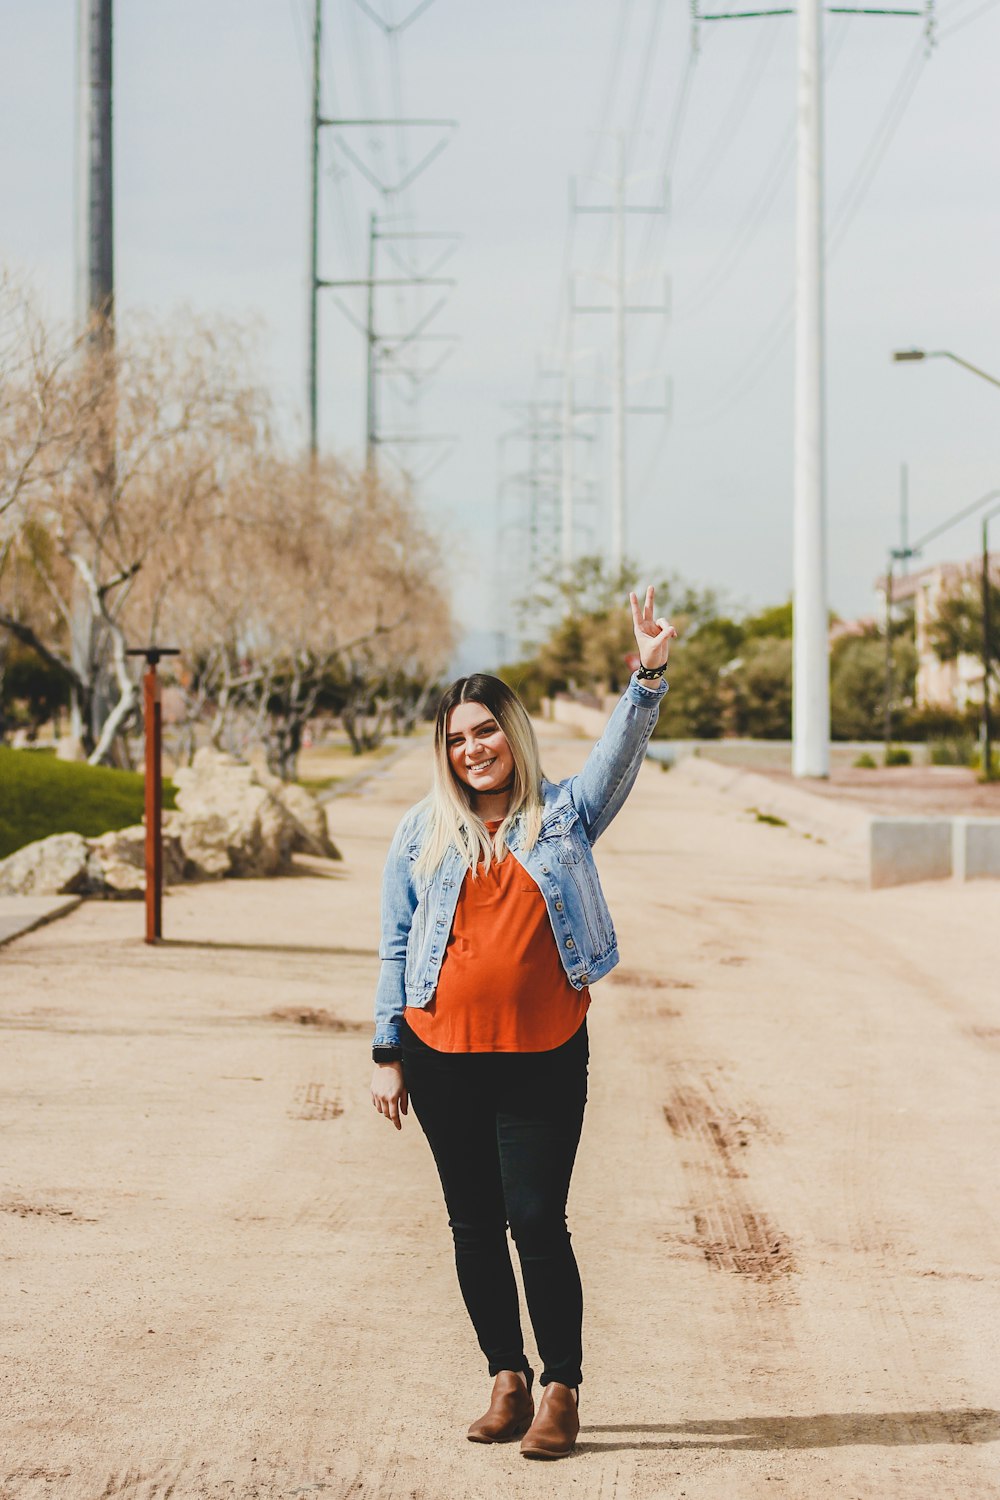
[1,729,998,1499]
[0,894,82,949]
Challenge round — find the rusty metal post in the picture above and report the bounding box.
[143,662,162,941]
[128,645,179,944]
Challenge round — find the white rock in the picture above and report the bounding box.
[85,824,187,897]
[171,749,295,879]
[0,833,90,896]
[254,767,341,859]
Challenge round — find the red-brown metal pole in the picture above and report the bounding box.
[144,663,163,943]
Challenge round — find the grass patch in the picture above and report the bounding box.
[0,745,176,860]
[747,806,787,827]
[297,774,343,794]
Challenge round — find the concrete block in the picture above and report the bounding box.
[870,818,953,889]
[952,817,1000,881]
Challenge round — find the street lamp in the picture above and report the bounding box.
[892,348,1000,390]
[980,504,1000,779]
[882,543,917,762]
[881,489,1000,779]
[892,347,1000,777]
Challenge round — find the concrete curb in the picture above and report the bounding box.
[0,895,85,950]
[668,754,870,849]
[667,756,1000,887]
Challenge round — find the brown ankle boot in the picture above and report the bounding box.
[467,1369,535,1443]
[519,1380,579,1459]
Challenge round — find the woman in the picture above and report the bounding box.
[370,586,676,1460]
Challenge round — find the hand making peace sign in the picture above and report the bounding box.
[629,585,679,672]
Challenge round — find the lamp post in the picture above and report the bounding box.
[881,488,1000,778]
[981,505,1000,779]
[882,543,916,762]
[892,348,1000,390]
[126,645,179,942]
[892,347,1000,776]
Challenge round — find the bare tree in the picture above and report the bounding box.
[0,286,266,761]
[1,284,455,774]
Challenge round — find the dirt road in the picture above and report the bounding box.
[2,731,998,1499]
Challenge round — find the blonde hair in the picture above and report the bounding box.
[414,674,544,878]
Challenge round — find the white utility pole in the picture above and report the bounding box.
[693,0,924,779]
[791,0,829,778]
[611,134,627,576]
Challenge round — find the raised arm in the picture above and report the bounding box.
[568,586,677,843]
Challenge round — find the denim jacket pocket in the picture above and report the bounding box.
[539,806,586,866]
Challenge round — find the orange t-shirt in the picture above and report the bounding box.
[403,819,590,1053]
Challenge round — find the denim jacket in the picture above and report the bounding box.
[371,671,668,1048]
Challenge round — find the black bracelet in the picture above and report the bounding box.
[373,1046,403,1064]
[635,664,666,680]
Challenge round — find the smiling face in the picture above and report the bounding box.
[445,700,516,800]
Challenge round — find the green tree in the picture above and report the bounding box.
[928,577,1000,689]
[829,629,917,741]
[742,599,793,640]
[729,637,793,738]
[512,555,724,699]
[0,638,71,738]
[829,635,886,740]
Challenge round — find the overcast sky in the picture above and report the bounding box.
[2,0,999,664]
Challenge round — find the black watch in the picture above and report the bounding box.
[373,1045,403,1064]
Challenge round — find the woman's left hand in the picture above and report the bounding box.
[629,585,678,671]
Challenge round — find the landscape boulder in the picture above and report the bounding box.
[0,832,91,896]
[0,749,340,898]
[86,824,187,899]
[254,767,341,860]
[170,749,297,879]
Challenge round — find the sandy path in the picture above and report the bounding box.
[1,733,998,1499]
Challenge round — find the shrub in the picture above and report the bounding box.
[929,736,977,767]
[884,747,912,767]
[853,752,877,769]
[727,637,793,739]
[897,705,979,741]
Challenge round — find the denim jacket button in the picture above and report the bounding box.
[555,900,564,912]
[541,865,549,874]
[565,938,575,949]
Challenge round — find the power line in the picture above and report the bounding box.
[287,0,310,78]
[307,0,457,469]
[827,31,929,250]
[585,0,638,180]
[938,0,1000,36]
[673,14,850,321]
[636,31,702,272]
[624,0,670,168]
[673,17,781,215]
[679,18,932,428]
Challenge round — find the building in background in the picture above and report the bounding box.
[876,555,1000,713]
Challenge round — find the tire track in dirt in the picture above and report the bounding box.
[823,906,1000,1467]
[287,1080,343,1121]
[660,1070,797,1287]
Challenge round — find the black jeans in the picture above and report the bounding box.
[400,1013,589,1390]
